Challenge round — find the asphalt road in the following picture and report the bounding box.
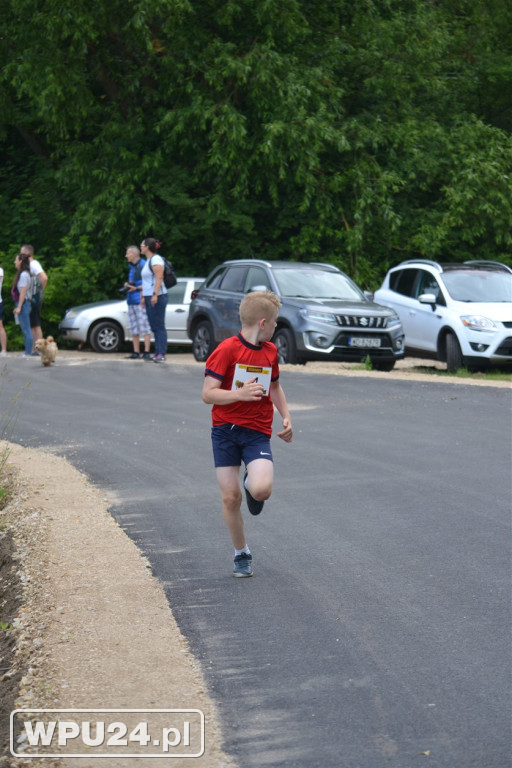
[2,357,510,768]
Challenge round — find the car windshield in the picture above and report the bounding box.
[272,268,364,301]
[442,270,512,302]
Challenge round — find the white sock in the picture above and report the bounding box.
[235,545,251,556]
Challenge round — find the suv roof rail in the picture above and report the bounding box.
[224,258,272,266]
[398,259,443,270]
[309,262,340,270]
[463,260,512,273]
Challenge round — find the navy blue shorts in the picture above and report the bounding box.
[211,424,273,468]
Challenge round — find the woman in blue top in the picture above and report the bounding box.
[140,238,168,363]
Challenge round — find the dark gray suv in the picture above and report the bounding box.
[187,260,405,370]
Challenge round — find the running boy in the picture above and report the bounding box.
[202,291,293,577]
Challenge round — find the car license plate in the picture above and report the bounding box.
[348,337,381,348]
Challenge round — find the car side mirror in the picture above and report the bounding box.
[418,293,437,309]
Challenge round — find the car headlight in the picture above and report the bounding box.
[300,309,338,325]
[385,311,401,327]
[461,315,498,332]
[63,310,79,320]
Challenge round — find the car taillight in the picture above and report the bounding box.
[191,289,200,300]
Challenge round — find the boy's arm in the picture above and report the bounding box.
[270,381,293,442]
[202,375,265,405]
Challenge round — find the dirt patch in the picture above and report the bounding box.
[0,483,22,762]
[0,445,235,768]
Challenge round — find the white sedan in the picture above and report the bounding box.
[59,277,204,353]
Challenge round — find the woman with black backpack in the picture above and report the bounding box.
[140,237,168,363]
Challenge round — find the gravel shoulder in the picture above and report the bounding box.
[1,445,235,768]
[1,350,509,766]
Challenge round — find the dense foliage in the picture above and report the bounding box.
[0,0,511,342]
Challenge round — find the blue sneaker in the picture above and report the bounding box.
[233,552,253,578]
[243,470,264,516]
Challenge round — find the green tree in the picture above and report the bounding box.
[0,0,510,326]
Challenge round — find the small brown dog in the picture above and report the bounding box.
[34,336,58,367]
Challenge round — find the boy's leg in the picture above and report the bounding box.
[216,466,245,549]
[245,458,274,502]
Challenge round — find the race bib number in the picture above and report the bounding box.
[232,364,272,396]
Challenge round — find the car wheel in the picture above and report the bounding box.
[192,320,214,362]
[90,321,123,353]
[372,359,395,372]
[273,327,298,365]
[446,333,463,372]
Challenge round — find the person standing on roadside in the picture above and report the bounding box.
[0,261,7,356]
[19,244,48,348]
[140,237,168,363]
[12,252,34,357]
[123,245,152,360]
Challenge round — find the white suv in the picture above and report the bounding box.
[374,260,512,372]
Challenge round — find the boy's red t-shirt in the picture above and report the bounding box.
[205,332,280,437]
